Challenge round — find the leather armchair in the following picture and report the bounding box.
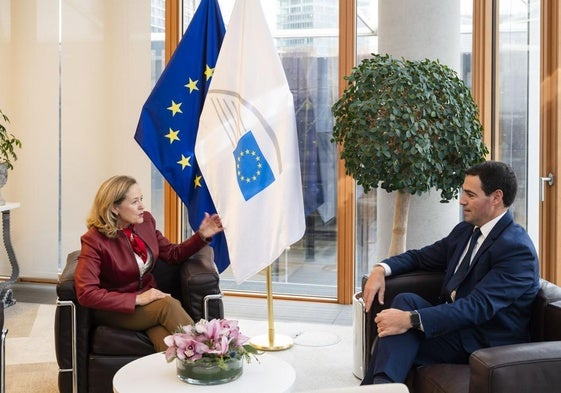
[363,271,561,393]
[55,245,224,393]
[1,301,6,393]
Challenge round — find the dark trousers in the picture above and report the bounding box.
[362,293,470,384]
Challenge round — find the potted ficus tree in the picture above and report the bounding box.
[0,109,22,205]
[332,54,488,257]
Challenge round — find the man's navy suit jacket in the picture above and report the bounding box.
[384,210,539,353]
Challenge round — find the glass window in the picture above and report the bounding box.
[496,0,540,242]
[149,0,167,227]
[355,0,378,291]
[460,0,473,88]
[174,0,340,298]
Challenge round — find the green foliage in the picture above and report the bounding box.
[0,109,22,170]
[331,54,488,201]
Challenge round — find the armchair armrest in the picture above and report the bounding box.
[180,246,223,321]
[1,302,6,393]
[362,270,444,368]
[544,300,561,341]
[55,250,92,393]
[56,250,80,302]
[469,341,561,393]
[366,270,444,315]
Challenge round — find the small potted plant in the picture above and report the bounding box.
[0,109,22,205]
[164,318,260,385]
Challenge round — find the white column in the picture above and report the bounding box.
[378,0,460,68]
[376,0,462,260]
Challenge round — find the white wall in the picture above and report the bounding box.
[0,0,152,280]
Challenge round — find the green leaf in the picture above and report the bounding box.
[0,109,22,170]
[331,54,488,200]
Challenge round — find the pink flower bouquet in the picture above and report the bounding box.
[164,319,259,367]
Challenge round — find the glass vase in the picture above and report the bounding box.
[176,357,243,385]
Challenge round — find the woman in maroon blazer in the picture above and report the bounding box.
[75,175,224,351]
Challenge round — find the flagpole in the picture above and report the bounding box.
[249,265,293,351]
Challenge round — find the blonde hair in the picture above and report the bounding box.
[86,175,137,238]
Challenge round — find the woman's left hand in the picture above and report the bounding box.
[135,288,170,306]
[198,212,224,238]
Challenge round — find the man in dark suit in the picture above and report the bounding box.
[361,160,540,385]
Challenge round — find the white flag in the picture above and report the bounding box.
[196,0,306,284]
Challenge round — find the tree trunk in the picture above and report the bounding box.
[388,191,411,257]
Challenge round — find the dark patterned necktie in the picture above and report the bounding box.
[445,227,481,302]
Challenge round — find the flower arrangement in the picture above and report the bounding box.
[164,318,259,368]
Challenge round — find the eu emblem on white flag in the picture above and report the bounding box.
[234,130,275,201]
[196,0,306,284]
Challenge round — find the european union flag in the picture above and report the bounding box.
[234,131,275,201]
[134,0,230,272]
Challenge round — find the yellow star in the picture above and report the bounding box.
[167,100,183,116]
[204,65,214,80]
[177,154,191,170]
[165,128,180,144]
[185,78,199,93]
[194,175,202,188]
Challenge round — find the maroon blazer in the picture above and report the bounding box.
[75,211,208,314]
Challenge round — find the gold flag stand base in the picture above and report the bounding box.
[249,265,293,352]
[249,333,293,351]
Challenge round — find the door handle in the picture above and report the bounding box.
[540,173,554,202]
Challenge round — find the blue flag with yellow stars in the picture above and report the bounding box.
[134,0,230,272]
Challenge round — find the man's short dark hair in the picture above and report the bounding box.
[466,161,517,207]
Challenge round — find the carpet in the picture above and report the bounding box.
[4,303,59,393]
[3,303,362,392]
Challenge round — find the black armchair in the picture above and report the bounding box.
[362,271,561,393]
[55,245,224,393]
[0,301,6,393]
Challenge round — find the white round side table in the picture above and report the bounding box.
[113,352,295,393]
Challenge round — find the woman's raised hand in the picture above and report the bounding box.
[198,212,224,238]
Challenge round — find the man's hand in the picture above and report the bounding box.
[363,265,386,312]
[135,288,170,306]
[375,308,412,337]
